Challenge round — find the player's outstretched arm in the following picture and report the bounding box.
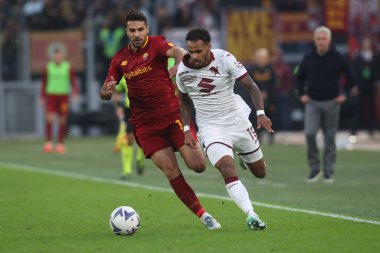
[239,75,274,133]
[167,46,187,78]
[179,92,198,149]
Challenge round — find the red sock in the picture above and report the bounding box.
[58,123,67,143]
[169,174,205,217]
[224,176,239,185]
[46,121,52,142]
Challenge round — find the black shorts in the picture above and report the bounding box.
[123,107,134,133]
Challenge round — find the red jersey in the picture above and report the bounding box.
[106,36,179,125]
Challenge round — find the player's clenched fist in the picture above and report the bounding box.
[100,76,117,100]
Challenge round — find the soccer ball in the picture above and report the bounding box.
[109,206,140,236]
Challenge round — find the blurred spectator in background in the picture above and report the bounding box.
[248,48,276,144]
[295,26,356,184]
[156,3,171,34]
[173,1,194,27]
[40,43,80,154]
[23,0,44,16]
[273,48,293,131]
[193,0,219,28]
[98,12,126,80]
[274,0,306,12]
[350,37,378,140]
[1,19,19,80]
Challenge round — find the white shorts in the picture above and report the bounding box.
[198,124,263,166]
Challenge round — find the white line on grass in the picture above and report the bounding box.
[1,161,380,226]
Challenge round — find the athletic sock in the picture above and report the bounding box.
[169,174,205,217]
[58,123,67,143]
[114,121,126,152]
[46,121,52,142]
[225,177,255,217]
[121,145,133,175]
[136,147,145,166]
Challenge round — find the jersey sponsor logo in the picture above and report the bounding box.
[198,78,216,93]
[124,66,153,79]
[179,75,197,85]
[121,61,128,66]
[143,53,149,60]
[209,66,220,75]
[201,91,221,97]
[178,70,189,77]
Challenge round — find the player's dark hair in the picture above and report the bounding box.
[185,28,211,43]
[125,10,147,25]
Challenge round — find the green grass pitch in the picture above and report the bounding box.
[0,137,379,253]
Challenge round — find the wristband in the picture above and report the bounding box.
[183,125,190,132]
[256,110,265,116]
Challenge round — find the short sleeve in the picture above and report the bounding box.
[176,67,188,94]
[224,52,248,80]
[105,54,123,84]
[154,36,174,57]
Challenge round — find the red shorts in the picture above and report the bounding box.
[133,113,197,158]
[46,95,69,116]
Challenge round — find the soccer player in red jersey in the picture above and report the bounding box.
[99,10,221,229]
[40,43,79,154]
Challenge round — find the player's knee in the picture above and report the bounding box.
[254,166,266,178]
[215,159,236,178]
[248,160,266,178]
[190,159,206,173]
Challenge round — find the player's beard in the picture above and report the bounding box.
[191,59,202,67]
[190,57,207,68]
[132,37,146,48]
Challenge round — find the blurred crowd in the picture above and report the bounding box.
[1,0,380,135]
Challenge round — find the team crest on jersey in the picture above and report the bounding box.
[121,61,128,66]
[209,66,220,75]
[143,53,149,60]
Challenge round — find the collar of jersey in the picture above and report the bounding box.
[128,36,149,52]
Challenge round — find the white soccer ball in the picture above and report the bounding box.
[109,206,140,236]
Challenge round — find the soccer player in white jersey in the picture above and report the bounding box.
[176,28,273,230]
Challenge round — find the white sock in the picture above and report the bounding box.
[200,212,210,221]
[225,180,255,217]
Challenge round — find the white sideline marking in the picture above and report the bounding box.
[1,161,380,226]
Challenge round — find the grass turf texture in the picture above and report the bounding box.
[0,137,379,253]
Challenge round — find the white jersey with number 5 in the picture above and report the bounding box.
[176,49,262,166]
[176,49,251,130]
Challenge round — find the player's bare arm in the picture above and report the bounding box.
[167,46,187,78]
[240,75,274,133]
[179,92,198,149]
[100,76,117,100]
